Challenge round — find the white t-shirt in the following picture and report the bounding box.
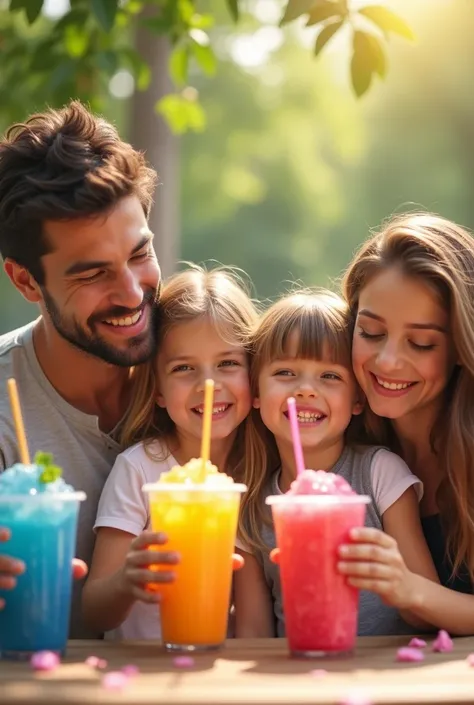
[94,440,177,640]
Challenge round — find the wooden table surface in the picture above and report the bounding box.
[1,635,474,705]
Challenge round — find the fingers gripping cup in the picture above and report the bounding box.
[267,470,370,658]
[143,459,245,652]
[0,453,85,659]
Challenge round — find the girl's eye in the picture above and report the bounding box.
[358,328,384,341]
[171,364,192,373]
[410,342,436,351]
[322,372,342,381]
[273,369,294,377]
[219,359,240,368]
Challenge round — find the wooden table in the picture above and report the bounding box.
[1,635,474,704]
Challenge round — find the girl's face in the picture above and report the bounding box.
[352,266,455,422]
[255,332,362,456]
[155,316,252,444]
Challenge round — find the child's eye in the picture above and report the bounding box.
[219,359,240,368]
[171,364,192,373]
[321,372,342,381]
[273,369,295,377]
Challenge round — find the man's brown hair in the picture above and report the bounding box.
[0,100,157,284]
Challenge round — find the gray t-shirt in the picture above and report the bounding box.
[241,445,423,637]
[0,321,122,638]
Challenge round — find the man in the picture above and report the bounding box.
[0,100,163,637]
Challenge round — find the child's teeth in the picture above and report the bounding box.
[296,411,324,423]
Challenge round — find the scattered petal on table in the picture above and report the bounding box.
[122,664,139,677]
[339,690,372,705]
[102,671,130,691]
[30,651,60,671]
[173,656,195,668]
[408,638,427,648]
[310,669,328,678]
[85,656,108,669]
[396,647,425,663]
[466,653,474,667]
[432,630,453,653]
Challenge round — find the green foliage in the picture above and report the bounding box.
[1,0,414,134]
[34,451,62,484]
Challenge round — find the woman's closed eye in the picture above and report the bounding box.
[358,328,384,341]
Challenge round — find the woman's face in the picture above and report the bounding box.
[352,266,456,421]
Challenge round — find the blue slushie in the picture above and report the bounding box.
[0,453,85,659]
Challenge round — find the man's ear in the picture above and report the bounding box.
[4,259,42,304]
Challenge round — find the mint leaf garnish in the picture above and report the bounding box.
[35,451,63,484]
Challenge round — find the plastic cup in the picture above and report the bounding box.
[143,482,246,652]
[266,493,370,657]
[0,492,85,660]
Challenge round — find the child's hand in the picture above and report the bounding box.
[337,527,417,609]
[119,531,180,603]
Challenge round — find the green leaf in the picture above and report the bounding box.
[190,14,215,30]
[34,451,54,467]
[169,44,189,87]
[9,0,43,23]
[280,0,319,25]
[191,40,217,77]
[96,50,118,74]
[306,1,346,27]
[122,47,151,90]
[156,92,206,135]
[314,18,344,56]
[358,5,415,41]
[91,0,119,33]
[226,0,239,22]
[364,32,387,78]
[351,31,373,97]
[64,24,89,58]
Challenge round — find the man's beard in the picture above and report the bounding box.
[41,288,160,367]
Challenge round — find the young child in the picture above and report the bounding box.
[82,265,258,639]
[234,289,440,638]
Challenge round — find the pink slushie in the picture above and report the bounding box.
[266,470,370,657]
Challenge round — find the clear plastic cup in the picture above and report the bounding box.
[0,492,85,659]
[143,482,246,651]
[267,493,370,657]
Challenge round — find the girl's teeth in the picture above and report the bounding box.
[376,377,411,391]
[195,405,229,415]
[296,411,324,423]
[104,311,141,327]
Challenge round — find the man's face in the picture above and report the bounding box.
[38,195,161,367]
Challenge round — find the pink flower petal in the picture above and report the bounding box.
[310,669,327,678]
[396,647,425,663]
[102,672,130,691]
[173,656,195,668]
[121,664,139,677]
[432,630,453,653]
[408,638,427,648]
[30,651,60,672]
[85,656,108,669]
[466,653,474,667]
[339,691,372,705]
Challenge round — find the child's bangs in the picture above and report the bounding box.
[258,301,352,368]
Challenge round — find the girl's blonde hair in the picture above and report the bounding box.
[239,289,353,552]
[119,264,258,477]
[342,212,474,579]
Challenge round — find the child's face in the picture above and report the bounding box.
[255,332,362,452]
[155,317,252,443]
[352,266,455,423]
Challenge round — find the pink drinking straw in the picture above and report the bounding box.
[287,397,305,477]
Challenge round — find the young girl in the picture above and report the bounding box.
[338,213,474,633]
[82,265,258,639]
[233,289,440,638]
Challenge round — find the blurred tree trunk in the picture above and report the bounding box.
[129,27,180,278]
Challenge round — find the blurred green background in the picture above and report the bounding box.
[1,0,472,332]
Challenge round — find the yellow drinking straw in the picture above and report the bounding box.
[199,378,214,481]
[7,378,31,465]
